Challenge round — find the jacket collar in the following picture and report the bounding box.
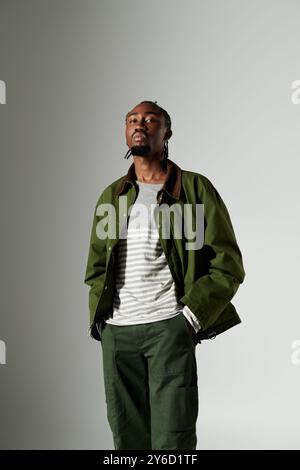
[113,158,182,201]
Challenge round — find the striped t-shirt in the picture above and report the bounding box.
[105,181,201,332]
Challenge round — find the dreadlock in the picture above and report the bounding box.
[124,100,171,160]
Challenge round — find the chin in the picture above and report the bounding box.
[131,145,151,156]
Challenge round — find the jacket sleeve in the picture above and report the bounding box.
[84,193,107,337]
[179,176,246,332]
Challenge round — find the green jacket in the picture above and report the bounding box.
[84,158,245,344]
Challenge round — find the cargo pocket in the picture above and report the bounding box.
[161,385,199,432]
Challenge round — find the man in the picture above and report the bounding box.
[84,100,245,450]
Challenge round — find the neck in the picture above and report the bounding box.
[133,156,168,183]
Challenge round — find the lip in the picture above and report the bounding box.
[133,133,147,141]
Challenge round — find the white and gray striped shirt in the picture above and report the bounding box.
[106,181,201,332]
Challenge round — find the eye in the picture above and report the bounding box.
[127,116,156,124]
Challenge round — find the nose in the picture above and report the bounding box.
[134,124,147,133]
[134,118,148,131]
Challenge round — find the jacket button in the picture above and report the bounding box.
[108,246,111,250]
[104,285,108,290]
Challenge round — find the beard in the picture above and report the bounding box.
[130,144,151,156]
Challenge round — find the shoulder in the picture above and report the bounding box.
[181,168,219,196]
[95,174,126,204]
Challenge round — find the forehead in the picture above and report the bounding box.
[126,105,162,120]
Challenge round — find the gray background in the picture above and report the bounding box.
[0,0,299,450]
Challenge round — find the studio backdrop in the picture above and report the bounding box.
[0,0,299,450]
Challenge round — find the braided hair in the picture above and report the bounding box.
[124,100,171,160]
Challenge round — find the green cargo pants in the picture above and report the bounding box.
[99,312,199,450]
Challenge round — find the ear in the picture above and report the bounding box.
[164,129,172,140]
